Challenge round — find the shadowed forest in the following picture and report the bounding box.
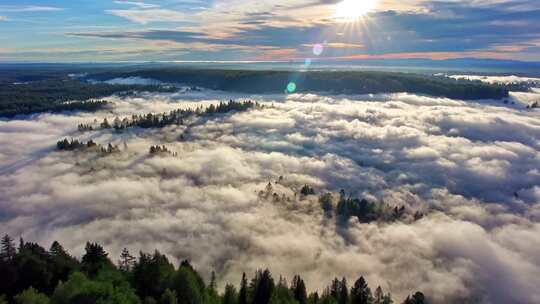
[0,236,425,304]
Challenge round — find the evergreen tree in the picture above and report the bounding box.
[119,248,136,272]
[222,284,238,304]
[307,292,319,304]
[291,275,307,304]
[14,287,50,304]
[249,269,274,304]
[402,292,424,304]
[338,278,348,304]
[173,262,205,304]
[350,276,372,304]
[49,241,79,289]
[80,242,113,278]
[0,235,16,261]
[238,273,248,304]
[330,278,340,301]
[132,251,175,300]
[160,289,178,304]
[15,241,54,294]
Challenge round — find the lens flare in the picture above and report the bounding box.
[287,82,297,93]
[313,44,324,56]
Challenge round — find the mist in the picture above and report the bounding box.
[1,84,539,304]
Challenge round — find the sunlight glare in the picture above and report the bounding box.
[334,0,377,21]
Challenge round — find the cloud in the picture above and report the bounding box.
[106,8,189,24]
[0,16,6,21]
[61,0,540,61]
[0,5,63,12]
[1,80,540,303]
[113,1,160,9]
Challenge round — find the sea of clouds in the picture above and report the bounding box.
[1,82,540,303]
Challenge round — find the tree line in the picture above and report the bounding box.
[0,77,175,118]
[56,139,120,154]
[0,235,426,304]
[86,69,511,100]
[78,100,261,132]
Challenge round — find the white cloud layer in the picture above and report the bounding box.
[1,81,540,303]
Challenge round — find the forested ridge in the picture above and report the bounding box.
[0,236,426,304]
[86,69,512,100]
[0,78,174,118]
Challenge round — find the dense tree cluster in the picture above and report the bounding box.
[0,235,426,304]
[56,138,120,154]
[331,190,422,223]
[78,100,261,132]
[259,182,423,224]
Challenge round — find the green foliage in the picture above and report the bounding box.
[269,283,298,304]
[132,251,175,300]
[81,242,114,278]
[248,269,274,304]
[0,236,423,304]
[159,289,178,304]
[222,284,238,304]
[15,242,54,293]
[51,271,140,304]
[172,262,205,304]
[291,275,307,304]
[14,287,50,304]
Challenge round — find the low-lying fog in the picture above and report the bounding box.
[1,80,539,304]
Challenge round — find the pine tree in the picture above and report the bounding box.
[338,277,348,304]
[119,248,136,272]
[222,284,238,304]
[291,275,307,304]
[374,286,384,304]
[238,272,248,304]
[81,242,112,277]
[350,276,373,304]
[249,269,274,304]
[0,234,16,261]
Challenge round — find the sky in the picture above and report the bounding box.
[0,0,540,62]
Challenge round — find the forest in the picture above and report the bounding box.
[0,67,175,117]
[85,68,513,100]
[77,100,261,132]
[0,235,426,304]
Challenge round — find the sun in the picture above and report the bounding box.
[334,0,377,21]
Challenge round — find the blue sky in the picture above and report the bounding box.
[1,0,539,62]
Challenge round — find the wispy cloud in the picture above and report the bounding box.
[106,8,189,24]
[0,5,64,12]
[113,1,160,9]
[0,16,7,21]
